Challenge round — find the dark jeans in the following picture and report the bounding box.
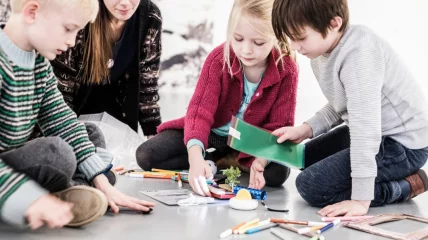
[296,125,428,207]
[0,123,107,192]
[136,129,291,187]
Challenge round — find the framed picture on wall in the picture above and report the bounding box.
[153,0,215,91]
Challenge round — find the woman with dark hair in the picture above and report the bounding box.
[52,0,162,138]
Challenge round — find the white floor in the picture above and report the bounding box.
[2,170,428,240]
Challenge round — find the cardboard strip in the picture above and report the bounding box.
[344,214,428,240]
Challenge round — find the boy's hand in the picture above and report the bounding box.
[318,200,371,217]
[93,175,156,213]
[188,146,213,197]
[249,158,268,190]
[25,194,73,230]
[272,123,313,144]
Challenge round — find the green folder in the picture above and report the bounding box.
[227,116,305,169]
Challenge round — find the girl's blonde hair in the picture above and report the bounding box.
[224,0,294,76]
[10,0,99,23]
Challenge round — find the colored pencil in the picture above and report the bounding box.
[321,216,374,222]
[316,219,341,234]
[271,218,327,226]
[246,223,278,234]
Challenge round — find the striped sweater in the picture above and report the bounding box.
[0,29,111,226]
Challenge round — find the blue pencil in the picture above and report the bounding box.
[316,219,341,234]
[246,223,278,234]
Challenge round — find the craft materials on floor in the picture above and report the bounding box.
[228,189,258,210]
[321,216,374,222]
[233,185,267,200]
[139,189,195,206]
[343,213,428,240]
[208,185,235,199]
[220,218,278,237]
[316,220,341,234]
[219,217,332,239]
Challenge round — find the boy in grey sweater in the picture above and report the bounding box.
[271,0,428,216]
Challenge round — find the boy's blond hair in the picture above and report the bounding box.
[224,0,293,76]
[10,0,99,22]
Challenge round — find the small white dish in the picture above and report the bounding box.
[229,197,258,210]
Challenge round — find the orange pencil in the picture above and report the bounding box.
[151,168,179,174]
[271,218,309,225]
[113,166,124,171]
[134,172,176,179]
[232,222,246,232]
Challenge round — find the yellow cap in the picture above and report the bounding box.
[235,189,252,200]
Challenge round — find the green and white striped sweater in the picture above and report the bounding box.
[0,29,111,226]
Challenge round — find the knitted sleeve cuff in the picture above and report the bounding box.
[78,151,113,182]
[305,115,330,138]
[187,139,205,158]
[352,177,375,201]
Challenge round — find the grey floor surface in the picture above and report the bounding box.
[1,170,428,240]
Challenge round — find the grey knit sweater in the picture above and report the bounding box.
[306,25,428,201]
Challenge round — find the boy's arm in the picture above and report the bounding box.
[138,4,162,136]
[341,46,384,201]
[306,103,343,138]
[0,159,47,226]
[37,60,111,181]
[0,74,47,226]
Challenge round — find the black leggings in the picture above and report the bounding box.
[136,130,290,187]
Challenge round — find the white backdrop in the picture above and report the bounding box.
[161,0,428,124]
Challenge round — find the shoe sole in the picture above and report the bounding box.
[54,185,108,227]
[417,169,428,192]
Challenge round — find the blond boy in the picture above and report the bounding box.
[0,0,154,229]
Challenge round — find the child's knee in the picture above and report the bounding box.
[264,164,290,187]
[136,142,156,170]
[43,137,76,177]
[295,170,326,207]
[84,122,106,148]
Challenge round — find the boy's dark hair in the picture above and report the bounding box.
[272,0,349,42]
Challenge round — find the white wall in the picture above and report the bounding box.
[161,0,428,123]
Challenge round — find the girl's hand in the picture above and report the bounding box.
[249,158,268,190]
[188,146,212,197]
